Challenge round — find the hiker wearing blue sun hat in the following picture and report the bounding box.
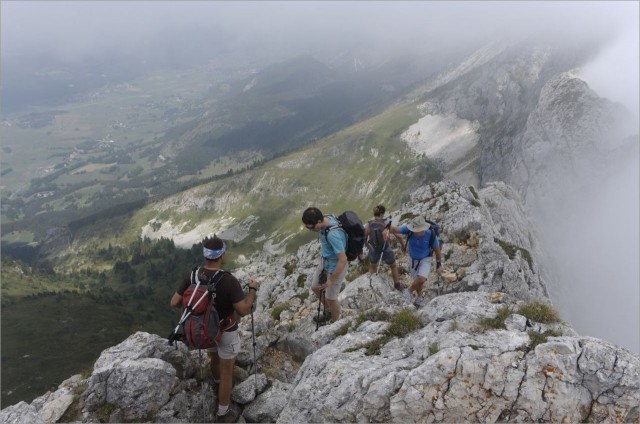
[390,216,443,307]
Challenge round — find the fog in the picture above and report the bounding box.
[2,2,638,352]
[1,2,635,66]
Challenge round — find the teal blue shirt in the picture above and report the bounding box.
[320,215,347,273]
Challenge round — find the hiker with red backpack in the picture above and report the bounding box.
[169,236,259,423]
[365,205,407,294]
[390,216,443,308]
[302,207,351,325]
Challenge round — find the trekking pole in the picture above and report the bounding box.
[250,301,258,398]
[315,290,324,332]
[375,239,387,276]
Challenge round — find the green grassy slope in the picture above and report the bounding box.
[92,102,440,260]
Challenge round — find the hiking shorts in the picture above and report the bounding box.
[207,329,241,360]
[409,257,432,280]
[368,248,395,265]
[310,259,347,301]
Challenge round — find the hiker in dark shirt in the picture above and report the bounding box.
[365,204,406,293]
[170,236,259,423]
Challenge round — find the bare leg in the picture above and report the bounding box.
[409,275,427,296]
[326,298,340,321]
[390,263,401,287]
[217,356,235,408]
[208,351,220,380]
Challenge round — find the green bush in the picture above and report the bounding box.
[348,309,421,356]
[528,329,562,349]
[478,305,511,330]
[495,238,534,269]
[518,301,560,324]
[284,260,297,277]
[387,309,422,338]
[297,273,306,288]
[271,303,289,321]
[335,321,352,336]
[469,186,479,200]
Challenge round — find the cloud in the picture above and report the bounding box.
[2,1,637,65]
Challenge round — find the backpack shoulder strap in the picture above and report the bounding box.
[206,269,228,288]
[191,266,200,285]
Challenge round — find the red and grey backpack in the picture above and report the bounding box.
[168,268,235,349]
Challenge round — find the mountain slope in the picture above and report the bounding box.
[4,180,637,423]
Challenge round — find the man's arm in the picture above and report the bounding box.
[232,279,259,316]
[390,226,406,251]
[170,293,182,308]
[323,251,347,289]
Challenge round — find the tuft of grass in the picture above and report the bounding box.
[348,309,421,356]
[293,291,310,302]
[399,212,417,222]
[96,403,118,422]
[528,329,562,349]
[469,186,479,200]
[449,319,458,332]
[478,305,511,331]
[429,343,439,355]
[440,202,450,213]
[470,199,481,208]
[297,274,306,288]
[494,238,534,270]
[284,260,297,277]
[335,321,352,336]
[271,303,289,321]
[518,301,560,324]
[387,309,422,338]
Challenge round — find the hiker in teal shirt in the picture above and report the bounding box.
[391,216,443,307]
[302,206,348,324]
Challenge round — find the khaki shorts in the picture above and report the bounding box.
[409,257,432,280]
[310,258,348,301]
[207,329,241,360]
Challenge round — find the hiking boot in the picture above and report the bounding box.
[313,311,332,324]
[215,404,240,423]
[413,296,425,308]
[402,289,412,302]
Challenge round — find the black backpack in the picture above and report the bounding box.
[406,219,441,256]
[324,211,365,261]
[168,268,233,349]
[367,219,388,253]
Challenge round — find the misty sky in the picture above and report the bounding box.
[2,1,638,115]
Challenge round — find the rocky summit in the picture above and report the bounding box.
[1,180,638,423]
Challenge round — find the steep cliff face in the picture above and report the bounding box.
[402,41,640,351]
[3,180,638,423]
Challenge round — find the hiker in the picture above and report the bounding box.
[365,205,407,294]
[302,206,348,324]
[170,236,259,423]
[390,216,443,307]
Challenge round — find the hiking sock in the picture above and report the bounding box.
[217,404,229,416]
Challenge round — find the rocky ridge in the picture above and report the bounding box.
[2,180,638,423]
